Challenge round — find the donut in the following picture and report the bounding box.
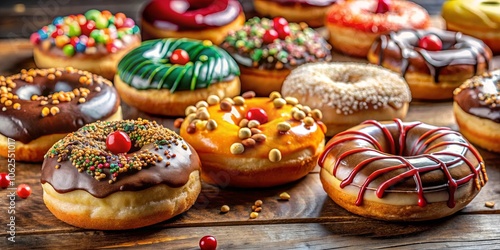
[253,0,338,28]
[0,67,122,162]
[325,0,430,57]
[442,0,500,54]
[281,62,411,136]
[367,29,493,100]
[453,70,500,153]
[41,119,201,230]
[221,17,332,96]
[176,91,326,188]
[319,119,488,221]
[115,38,241,116]
[141,0,245,44]
[31,10,141,80]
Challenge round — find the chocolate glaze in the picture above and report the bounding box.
[371,29,491,83]
[454,70,500,123]
[0,69,120,143]
[142,0,242,31]
[319,119,487,207]
[260,0,337,7]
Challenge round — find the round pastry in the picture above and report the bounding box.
[319,119,488,221]
[281,62,411,136]
[325,0,430,57]
[41,119,201,230]
[442,0,500,54]
[31,10,141,80]
[453,70,500,153]
[141,0,245,44]
[176,91,326,188]
[221,17,332,96]
[115,38,241,116]
[253,0,338,28]
[368,29,492,100]
[0,67,122,162]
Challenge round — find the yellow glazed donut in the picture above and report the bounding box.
[281,62,411,136]
[442,0,500,54]
[177,91,326,188]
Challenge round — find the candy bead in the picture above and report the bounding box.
[81,20,96,36]
[52,16,64,25]
[68,22,81,37]
[63,44,75,56]
[55,35,70,47]
[51,28,64,38]
[16,184,31,199]
[122,18,135,28]
[30,32,41,44]
[106,131,132,154]
[85,9,102,21]
[95,15,109,29]
[0,173,10,189]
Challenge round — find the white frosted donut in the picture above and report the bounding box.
[281,62,412,136]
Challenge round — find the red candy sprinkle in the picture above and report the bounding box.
[81,20,96,36]
[17,184,31,199]
[170,49,190,65]
[0,172,11,189]
[375,0,391,14]
[30,33,41,44]
[273,17,290,39]
[106,131,132,154]
[263,29,279,44]
[51,28,64,38]
[418,34,443,51]
[199,235,217,250]
[246,108,268,124]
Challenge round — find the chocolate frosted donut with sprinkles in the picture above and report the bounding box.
[319,119,487,221]
[281,62,411,136]
[368,29,492,100]
[0,67,122,162]
[221,17,332,96]
[453,70,500,153]
[41,119,202,230]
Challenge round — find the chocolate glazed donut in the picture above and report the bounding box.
[318,119,487,221]
[368,29,492,100]
[0,68,121,162]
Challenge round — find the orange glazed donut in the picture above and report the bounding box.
[325,0,430,57]
[141,0,245,44]
[319,119,488,221]
[253,0,338,27]
[0,68,122,162]
[454,70,500,153]
[41,119,201,230]
[177,91,326,188]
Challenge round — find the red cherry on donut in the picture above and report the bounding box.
[17,184,31,199]
[273,17,290,39]
[199,235,217,250]
[246,108,268,124]
[0,172,11,189]
[375,0,391,14]
[418,34,443,51]
[170,49,190,65]
[106,131,132,154]
[263,29,279,44]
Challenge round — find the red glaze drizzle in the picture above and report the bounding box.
[142,0,242,31]
[318,119,487,208]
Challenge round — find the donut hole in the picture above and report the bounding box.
[15,80,74,100]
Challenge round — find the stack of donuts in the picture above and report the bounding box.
[0,0,496,230]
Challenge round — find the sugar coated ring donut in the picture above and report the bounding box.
[0,67,122,162]
[141,0,245,44]
[221,17,332,96]
[177,91,327,188]
[319,119,487,221]
[454,70,500,152]
[281,62,411,136]
[253,0,338,27]
[325,0,430,57]
[115,38,241,116]
[442,0,500,54]
[41,119,201,230]
[368,29,492,100]
[31,10,141,79]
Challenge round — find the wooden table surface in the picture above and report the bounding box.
[1,18,500,250]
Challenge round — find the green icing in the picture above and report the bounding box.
[117,38,240,92]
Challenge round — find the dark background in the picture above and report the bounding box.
[0,0,443,39]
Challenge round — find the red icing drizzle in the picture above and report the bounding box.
[318,119,485,208]
[142,0,242,30]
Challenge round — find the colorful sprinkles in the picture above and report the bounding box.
[45,119,188,183]
[31,9,140,56]
[221,17,332,70]
[454,70,500,109]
